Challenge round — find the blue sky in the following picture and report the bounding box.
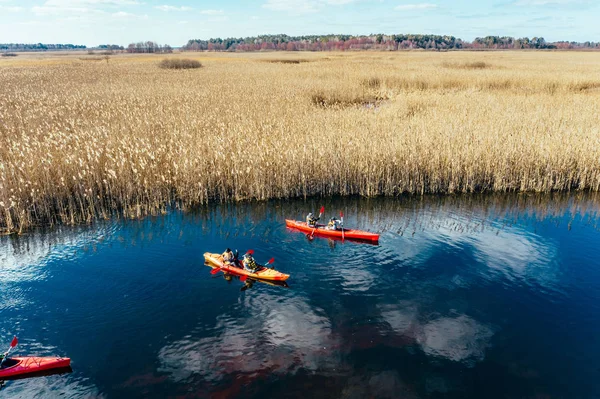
[0,0,597,46]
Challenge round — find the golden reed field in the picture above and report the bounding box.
[1,51,599,233]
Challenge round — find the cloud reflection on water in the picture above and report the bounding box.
[0,375,104,399]
[418,315,493,363]
[388,211,559,290]
[380,303,494,365]
[158,292,337,383]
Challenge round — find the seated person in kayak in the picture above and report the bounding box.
[306,212,319,227]
[325,217,341,230]
[222,248,235,266]
[242,253,261,272]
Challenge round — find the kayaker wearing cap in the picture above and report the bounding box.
[306,212,319,227]
[222,248,235,266]
[242,253,260,272]
[325,217,340,230]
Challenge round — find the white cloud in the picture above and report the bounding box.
[514,0,588,4]
[31,5,106,15]
[199,9,224,15]
[155,5,192,11]
[112,10,147,19]
[45,0,141,5]
[263,0,320,12]
[263,0,356,13]
[31,0,140,16]
[0,5,22,11]
[44,0,142,4]
[395,3,438,10]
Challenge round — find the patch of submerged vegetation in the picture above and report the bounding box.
[265,59,309,64]
[362,77,382,89]
[158,58,202,69]
[442,61,492,69]
[569,81,600,92]
[311,90,386,109]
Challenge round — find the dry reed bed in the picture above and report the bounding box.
[1,51,599,232]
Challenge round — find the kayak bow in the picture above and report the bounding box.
[203,252,290,281]
[0,357,71,379]
[285,219,379,243]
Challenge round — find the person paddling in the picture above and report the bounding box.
[306,206,324,228]
[221,248,235,266]
[242,252,260,272]
[0,336,17,368]
[326,217,341,231]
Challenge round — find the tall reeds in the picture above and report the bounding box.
[1,51,599,232]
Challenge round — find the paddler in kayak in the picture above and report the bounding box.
[325,217,342,230]
[242,252,261,272]
[306,212,319,227]
[222,248,235,266]
[306,206,324,227]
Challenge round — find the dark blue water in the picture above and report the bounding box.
[1,195,600,398]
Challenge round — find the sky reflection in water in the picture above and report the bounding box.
[1,194,600,398]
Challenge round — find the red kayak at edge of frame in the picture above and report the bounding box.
[0,357,71,379]
[285,219,380,243]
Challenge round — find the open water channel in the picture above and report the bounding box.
[1,194,600,398]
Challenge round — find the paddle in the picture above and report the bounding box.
[310,206,325,238]
[0,336,17,368]
[340,211,345,240]
[264,257,275,269]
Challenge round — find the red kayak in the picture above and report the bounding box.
[0,357,71,379]
[285,220,380,243]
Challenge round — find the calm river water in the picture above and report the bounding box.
[1,194,600,398]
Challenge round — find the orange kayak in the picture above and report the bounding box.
[204,252,290,281]
[285,219,379,243]
[0,357,71,379]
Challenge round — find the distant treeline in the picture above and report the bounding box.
[0,43,86,51]
[3,34,599,54]
[182,34,600,51]
[97,44,125,51]
[126,41,173,54]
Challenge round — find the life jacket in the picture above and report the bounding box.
[243,256,259,271]
[307,214,318,227]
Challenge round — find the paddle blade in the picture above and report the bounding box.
[210,268,220,275]
[340,211,344,218]
[246,249,254,255]
[320,206,325,215]
[240,275,247,282]
[10,336,17,348]
[266,258,275,265]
